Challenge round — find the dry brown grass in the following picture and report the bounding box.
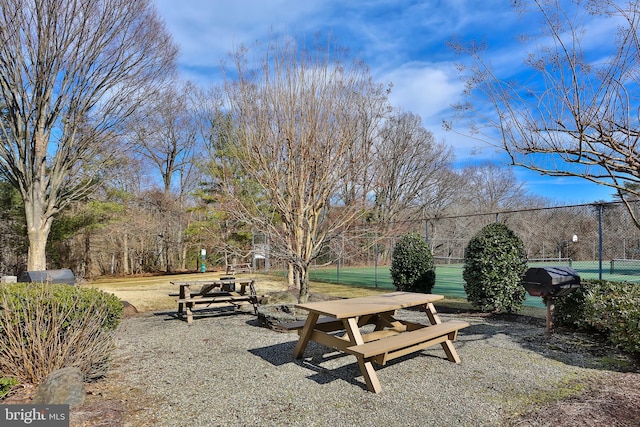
[81,272,392,312]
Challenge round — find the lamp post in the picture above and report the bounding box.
[558,235,578,260]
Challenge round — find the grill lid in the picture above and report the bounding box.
[521,266,581,297]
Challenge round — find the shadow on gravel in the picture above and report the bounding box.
[248,331,463,390]
[247,339,376,390]
[152,306,240,322]
[456,312,639,373]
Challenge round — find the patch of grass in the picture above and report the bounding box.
[528,375,588,406]
[81,272,229,312]
[505,373,592,421]
[308,281,390,298]
[598,356,632,369]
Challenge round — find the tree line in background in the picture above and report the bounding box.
[1,0,639,304]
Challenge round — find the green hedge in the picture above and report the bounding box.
[555,281,640,354]
[0,376,18,398]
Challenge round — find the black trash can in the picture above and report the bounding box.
[18,269,75,285]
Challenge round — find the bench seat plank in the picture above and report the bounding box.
[346,320,469,363]
[177,295,255,304]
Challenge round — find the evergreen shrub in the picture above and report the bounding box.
[555,281,640,354]
[390,232,436,293]
[463,223,527,313]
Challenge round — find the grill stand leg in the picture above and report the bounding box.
[544,297,555,334]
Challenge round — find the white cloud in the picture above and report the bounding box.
[376,61,491,157]
[380,62,463,120]
[154,0,333,77]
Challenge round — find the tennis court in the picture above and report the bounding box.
[307,260,640,309]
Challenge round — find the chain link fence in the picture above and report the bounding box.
[425,201,640,283]
[308,200,640,286]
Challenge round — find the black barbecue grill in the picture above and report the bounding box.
[521,266,581,298]
[521,266,581,333]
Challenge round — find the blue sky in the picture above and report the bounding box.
[154,0,616,205]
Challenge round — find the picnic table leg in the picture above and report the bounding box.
[423,302,442,325]
[178,284,189,319]
[423,302,462,363]
[293,312,319,358]
[249,281,258,314]
[186,302,194,325]
[343,317,382,393]
[441,340,462,363]
[356,357,382,393]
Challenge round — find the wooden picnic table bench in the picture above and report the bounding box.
[281,292,469,393]
[170,278,257,324]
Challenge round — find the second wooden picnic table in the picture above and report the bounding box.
[170,278,257,324]
[283,291,469,393]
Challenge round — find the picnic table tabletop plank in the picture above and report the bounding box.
[294,291,444,319]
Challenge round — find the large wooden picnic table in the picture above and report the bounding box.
[285,291,469,393]
[170,278,257,324]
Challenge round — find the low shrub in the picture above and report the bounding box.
[0,283,123,384]
[463,223,527,313]
[555,281,640,354]
[390,233,436,293]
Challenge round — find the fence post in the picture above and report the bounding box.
[425,219,429,243]
[598,204,603,280]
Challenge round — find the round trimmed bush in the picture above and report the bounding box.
[463,223,527,313]
[390,233,436,293]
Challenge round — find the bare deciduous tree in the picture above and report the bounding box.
[371,111,454,259]
[0,0,177,270]
[219,35,389,302]
[373,111,454,224]
[460,162,528,212]
[130,81,203,272]
[132,81,200,197]
[446,0,640,224]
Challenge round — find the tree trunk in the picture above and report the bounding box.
[24,193,53,271]
[297,264,309,304]
[122,232,130,275]
[287,263,295,288]
[26,218,52,271]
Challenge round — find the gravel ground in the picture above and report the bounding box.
[90,307,634,427]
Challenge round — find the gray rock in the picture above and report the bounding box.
[121,300,139,317]
[33,367,85,408]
